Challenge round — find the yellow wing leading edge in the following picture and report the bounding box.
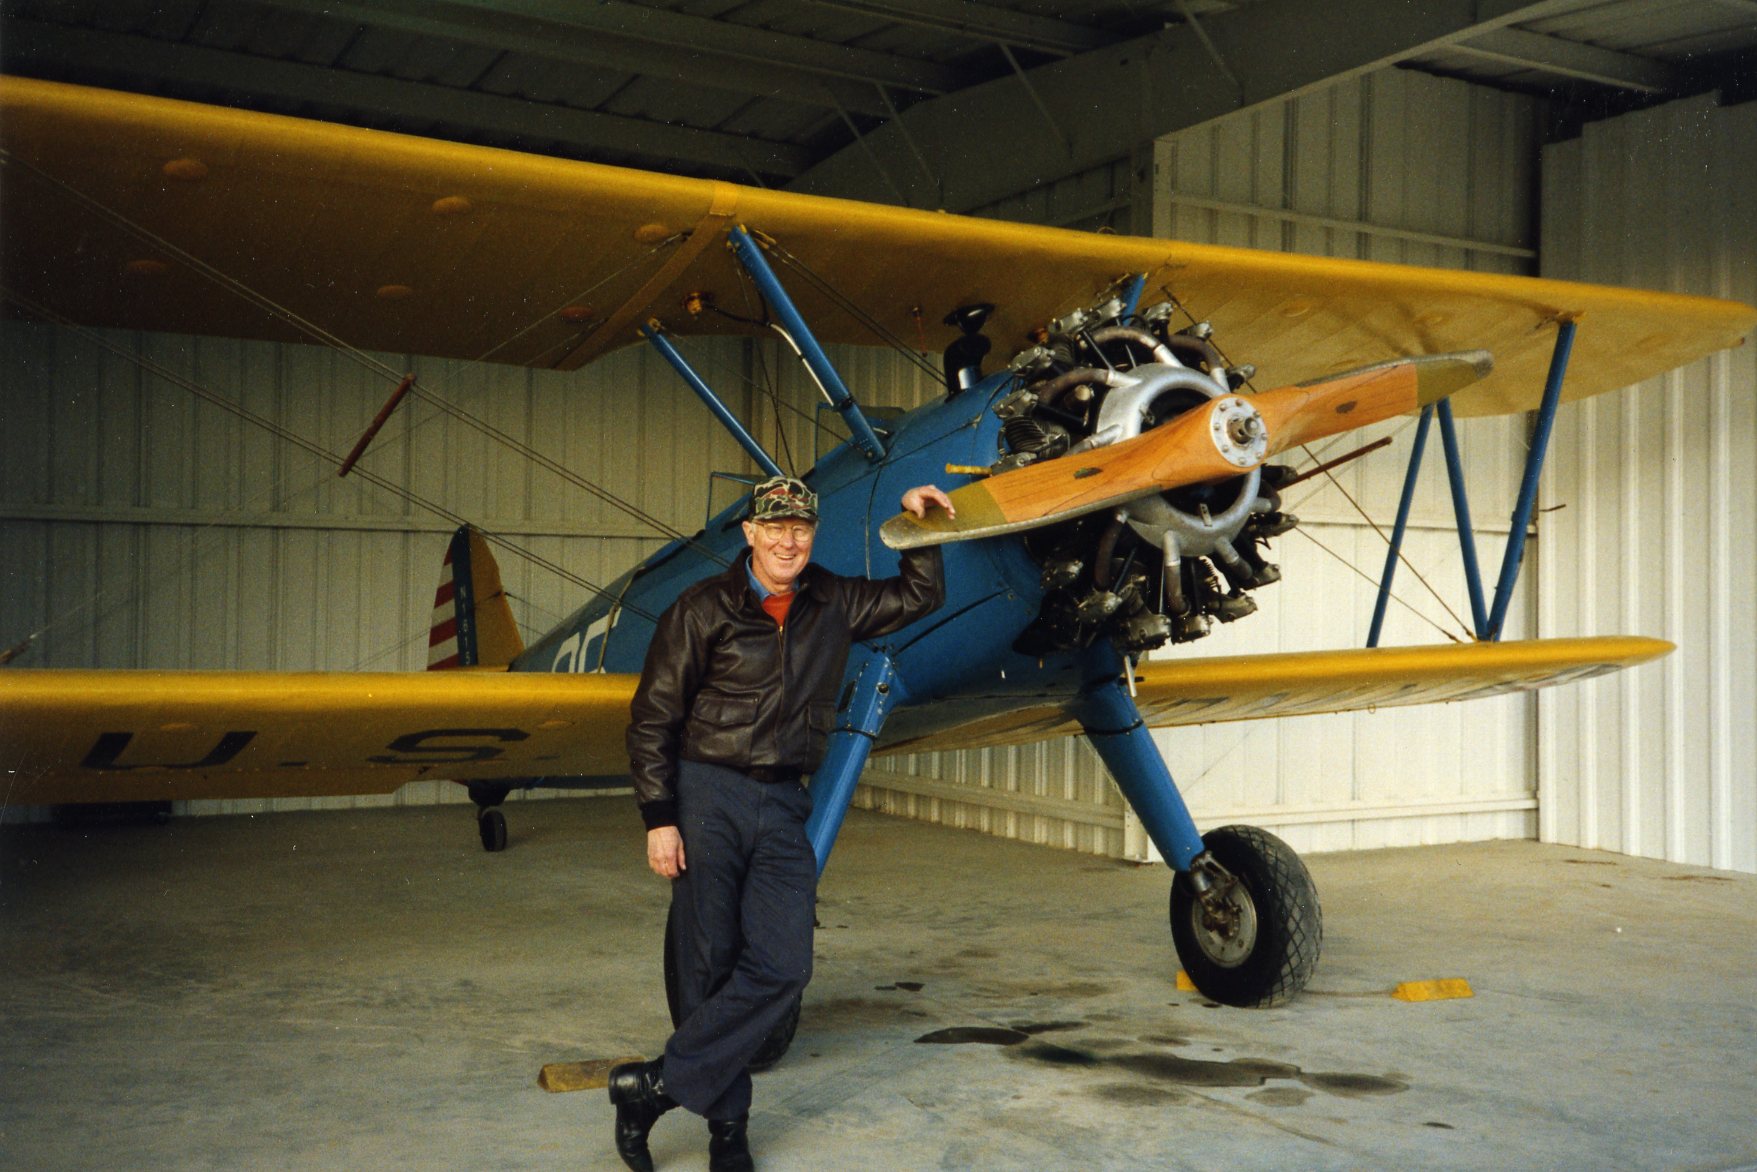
[879,637,1672,755]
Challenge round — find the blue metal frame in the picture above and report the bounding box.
[803,649,903,874]
[1367,405,1433,648]
[1075,655,1207,870]
[641,323,785,480]
[1368,321,1577,643]
[1487,319,1576,639]
[727,226,888,463]
[1437,399,1491,639]
[1118,272,1147,320]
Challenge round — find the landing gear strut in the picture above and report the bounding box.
[467,782,511,852]
[1077,661,1323,1007]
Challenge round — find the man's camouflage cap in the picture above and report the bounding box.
[748,475,818,522]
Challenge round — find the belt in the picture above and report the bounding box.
[745,766,802,784]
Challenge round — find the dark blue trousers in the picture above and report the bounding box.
[661,760,816,1121]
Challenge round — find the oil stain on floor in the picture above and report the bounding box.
[914,1026,1031,1046]
[913,1023,1407,1105]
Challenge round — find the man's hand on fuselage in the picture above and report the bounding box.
[648,825,686,879]
[900,484,955,519]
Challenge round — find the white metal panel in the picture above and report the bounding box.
[847,68,1549,858]
[0,322,758,821]
[973,153,1147,234]
[1151,69,1543,858]
[1538,94,1757,874]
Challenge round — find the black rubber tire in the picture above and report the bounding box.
[477,808,508,853]
[663,905,800,1071]
[1170,824,1322,1008]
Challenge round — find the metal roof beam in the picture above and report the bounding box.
[452,0,966,94]
[1450,27,1680,93]
[265,0,896,118]
[797,0,1117,56]
[2,19,812,177]
[789,0,1597,211]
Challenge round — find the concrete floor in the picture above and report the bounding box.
[2,797,1754,1171]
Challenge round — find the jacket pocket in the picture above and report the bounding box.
[693,693,758,726]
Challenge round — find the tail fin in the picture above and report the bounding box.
[428,525,524,669]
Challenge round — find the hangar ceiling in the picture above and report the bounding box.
[1,0,1753,212]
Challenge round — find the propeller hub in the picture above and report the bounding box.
[1210,398,1268,468]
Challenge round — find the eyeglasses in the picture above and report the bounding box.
[753,522,816,543]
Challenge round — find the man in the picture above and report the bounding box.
[611,474,952,1171]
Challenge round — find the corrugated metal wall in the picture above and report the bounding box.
[853,68,1551,859]
[0,324,758,820]
[1537,94,1757,874]
[976,152,1148,235]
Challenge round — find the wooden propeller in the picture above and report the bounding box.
[880,351,1490,550]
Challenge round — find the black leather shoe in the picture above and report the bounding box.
[707,1114,754,1172]
[608,1060,675,1172]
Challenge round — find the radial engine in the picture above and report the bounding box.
[987,294,1300,658]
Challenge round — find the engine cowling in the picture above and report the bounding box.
[996,297,1299,657]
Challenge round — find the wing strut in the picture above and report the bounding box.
[641,322,786,480]
[1369,318,1577,646]
[728,226,888,463]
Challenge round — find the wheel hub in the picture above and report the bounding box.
[1191,887,1259,968]
[1186,851,1259,969]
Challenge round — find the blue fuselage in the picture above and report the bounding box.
[513,370,1093,750]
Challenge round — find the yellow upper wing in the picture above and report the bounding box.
[2,77,1750,417]
[880,636,1671,755]
[0,668,639,805]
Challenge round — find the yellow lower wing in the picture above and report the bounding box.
[2,637,1671,803]
[0,669,639,805]
[879,636,1671,755]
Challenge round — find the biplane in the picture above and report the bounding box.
[2,78,1752,1053]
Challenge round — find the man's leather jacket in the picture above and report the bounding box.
[626,545,944,830]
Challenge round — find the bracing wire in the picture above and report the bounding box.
[1160,291,1473,640]
[755,236,946,384]
[724,263,799,476]
[0,149,730,571]
[666,330,850,453]
[1288,526,1460,642]
[1,290,671,632]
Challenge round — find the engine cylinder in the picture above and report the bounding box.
[994,294,1296,655]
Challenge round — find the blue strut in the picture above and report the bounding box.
[727,226,888,464]
[1075,662,1207,872]
[1437,399,1490,639]
[1368,404,1434,648]
[1118,272,1147,320]
[802,650,902,875]
[641,323,785,480]
[1487,318,1575,639]
[1367,320,1578,646]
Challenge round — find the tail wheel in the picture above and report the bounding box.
[476,808,508,852]
[662,906,800,1071]
[1170,825,1322,1008]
